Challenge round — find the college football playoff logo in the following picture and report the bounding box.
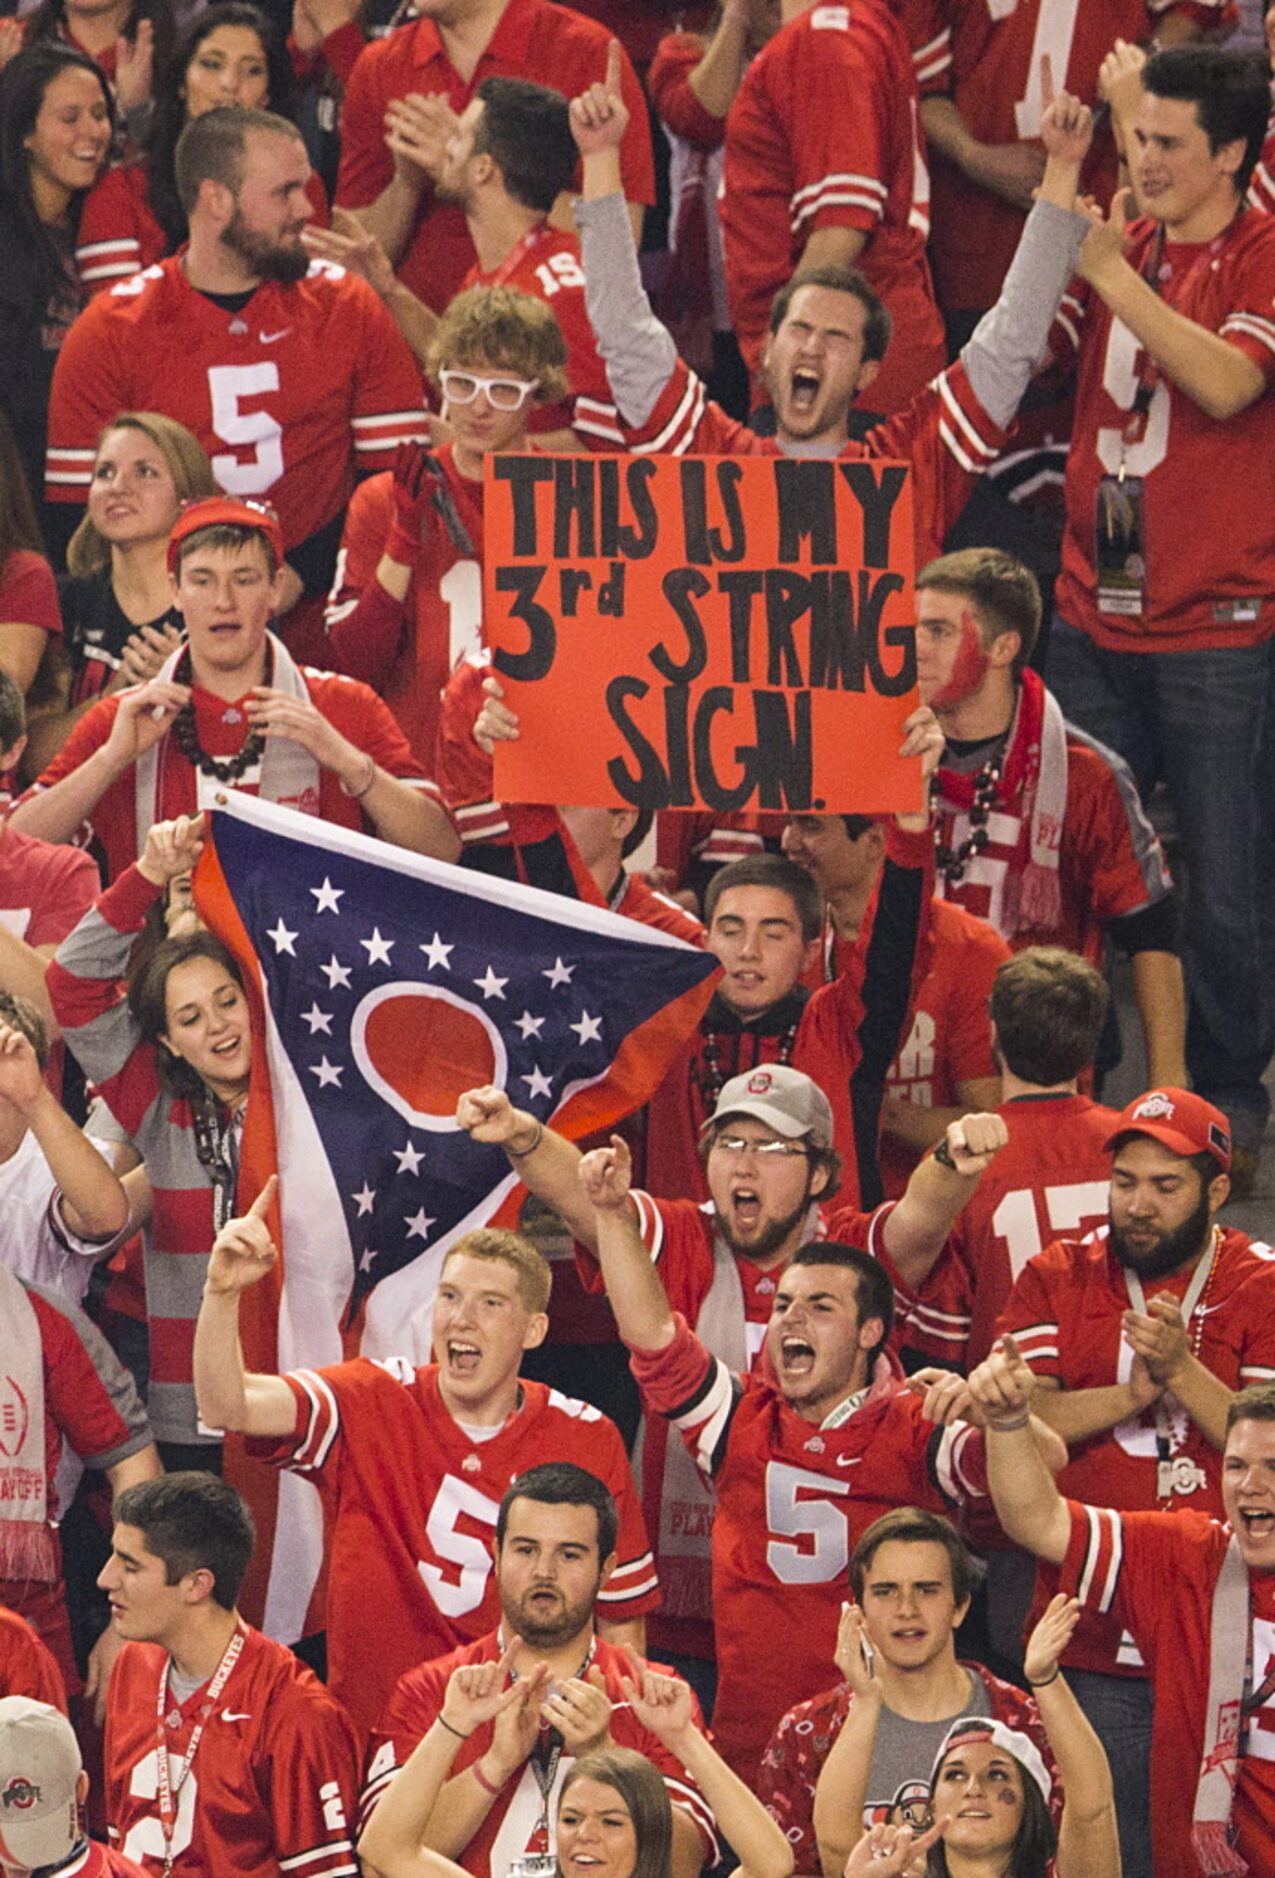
[0,1378,28,1459]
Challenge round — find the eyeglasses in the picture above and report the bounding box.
[709,1135,811,1159]
[440,369,540,411]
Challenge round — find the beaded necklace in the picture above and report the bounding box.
[169,647,265,784]
[935,759,1001,886]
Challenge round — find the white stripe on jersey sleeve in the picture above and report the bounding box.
[671,1357,735,1478]
[279,1844,358,1872]
[1077,1504,1123,1614]
[292,1369,341,1473]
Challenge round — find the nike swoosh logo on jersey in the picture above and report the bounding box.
[258,329,292,344]
[835,1454,863,1468]
[221,1710,252,1722]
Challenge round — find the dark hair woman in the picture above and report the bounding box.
[0,44,113,525]
[47,812,254,1467]
[76,1,327,293]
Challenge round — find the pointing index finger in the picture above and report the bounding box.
[1040,52,1054,109]
[248,1173,278,1220]
[605,34,622,96]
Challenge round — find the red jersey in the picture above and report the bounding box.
[22,665,435,884]
[645,823,934,1205]
[879,897,1008,1197]
[609,352,1002,570]
[1251,123,1275,216]
[1054,206,1275,652]
[46,258,426,554]
[1002,1224,1275,1676]
[908,0,1232,314]
[934,726,1172,964]
[630,1313,987,1779]
[0,824,98,948]
[464,225,621,446]
[1063,1500,1275,1878]
[0,1603,68,1709]
[915,1092,1118,1369]
[250,1358,657,1737]
[581,1193,887,1659]
[0,549,60,636]
[64,1847,147,1878]
[721,0,945,414]
[325,451,485,763]
[76,163,330,293]
[758,1662,1055,1865]
[648,33,727,151]
[105,1623,361,1878]
[335,0,654,313]
[363,1631,718,1876]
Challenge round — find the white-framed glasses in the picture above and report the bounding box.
[440,369,540,411]
[709,1135,810,1158]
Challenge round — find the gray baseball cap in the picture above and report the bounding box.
[0,1699,81,1871]
[702,1065,834,1150]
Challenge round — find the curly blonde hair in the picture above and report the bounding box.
[426,285,569,406]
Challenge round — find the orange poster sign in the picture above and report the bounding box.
[485,452,922,815]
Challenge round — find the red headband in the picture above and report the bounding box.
[167,498,285,574]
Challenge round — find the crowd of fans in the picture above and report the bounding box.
[1,0,1274,1876]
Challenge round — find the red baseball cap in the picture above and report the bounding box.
[1103,1087,1232,1173]
[167,497,284,574]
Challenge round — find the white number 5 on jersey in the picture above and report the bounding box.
[208,364,285,493]
[418,1474,501,1617]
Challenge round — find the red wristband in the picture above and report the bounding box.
[471,1758,502,1796]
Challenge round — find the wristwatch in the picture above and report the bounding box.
[933,1138,958,1172]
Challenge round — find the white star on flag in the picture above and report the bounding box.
[321,956,352,990]
[308,1056,343,1088]
[570,1011,603,1045]
[543,957,574,987]
[301,1004,333,1036]
[521,1066,553,1100]
[514,1011,545,1040]
[352,1183,376,1217]
[267,918,298,956]
[473,965,508,1001]
[405,1208,436,1242]
[310,878,344,914]
[359,1247,378,1273]
[394,1140,425,1175]
[420,932,453,971]
[360,928,395,967]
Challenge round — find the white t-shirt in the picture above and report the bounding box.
[0,1126,123,1303]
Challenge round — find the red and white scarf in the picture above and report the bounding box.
[0,1266,57,1583]
[936,667,1069,938]
[1194,1535,1253,1875]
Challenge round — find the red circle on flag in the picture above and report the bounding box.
[362,991,497,1119]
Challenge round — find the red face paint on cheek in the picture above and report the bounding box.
[929,614,990,710]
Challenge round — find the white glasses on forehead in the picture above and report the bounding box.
[709,1134,811,1159]
[440,369,539,411]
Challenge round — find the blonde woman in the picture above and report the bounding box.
[28,412,215,772]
